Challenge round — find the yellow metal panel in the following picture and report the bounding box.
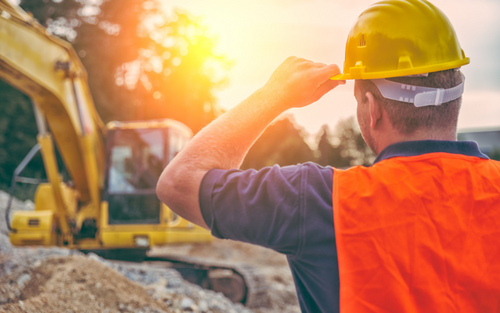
[10,210,57,246]
[161,229,213,245]
[37,134,71,242]
[100,227,212,248]
[79,134,101,215]
[34,183,57,212]
[100,201,109,227]
[100,201,212,248]
[34,183,79,215]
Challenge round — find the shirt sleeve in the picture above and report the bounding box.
[199,163,333,256]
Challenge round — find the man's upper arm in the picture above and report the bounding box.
[200,164,304,254]
[199,163,333,256]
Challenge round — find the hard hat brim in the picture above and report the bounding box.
[330,73,348,81]
[330,58,470,81]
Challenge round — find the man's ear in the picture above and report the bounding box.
[366,92,382,129]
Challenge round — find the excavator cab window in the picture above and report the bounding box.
[105,128,166,225]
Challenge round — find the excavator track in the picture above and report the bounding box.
[144,254,271,308]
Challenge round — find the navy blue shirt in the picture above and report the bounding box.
[199,140,488,313]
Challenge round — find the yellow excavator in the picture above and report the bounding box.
[0,0,268,307]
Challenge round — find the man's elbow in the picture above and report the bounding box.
[156,166,209,229]
[156,169,176,208]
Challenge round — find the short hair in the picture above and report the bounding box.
[357,69,463,135]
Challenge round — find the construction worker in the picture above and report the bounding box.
[157,0,500,312]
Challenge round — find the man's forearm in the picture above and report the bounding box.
[185,87,287,171]
[156,57,343,227]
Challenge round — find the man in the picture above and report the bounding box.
[157,0,500,312]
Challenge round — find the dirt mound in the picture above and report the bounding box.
[0,251,253,313]
[0,255,171,313]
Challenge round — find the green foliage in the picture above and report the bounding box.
[19,0,232,132]
[0,80,44,200]
[490,148,500,161]
[241,117,315,169]
[317,125,350,168]
[241,116,375,170]
[316,117,375,168]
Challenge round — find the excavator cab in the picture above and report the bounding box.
[105,120,187,225]
[106,127,165,225]
[99,120,212,250]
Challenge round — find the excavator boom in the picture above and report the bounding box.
[0,0,104,205]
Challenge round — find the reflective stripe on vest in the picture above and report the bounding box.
[332,153,500,313]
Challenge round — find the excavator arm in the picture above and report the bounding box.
[0,0,106,243]
[0,0,104,210]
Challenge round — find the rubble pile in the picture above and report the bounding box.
[0,250,251,313]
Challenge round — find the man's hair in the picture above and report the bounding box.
[357,69,463,135]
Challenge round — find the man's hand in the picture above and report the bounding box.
[261,57,345,109]
[157,57,344,229]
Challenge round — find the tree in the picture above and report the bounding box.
[0,80,45,199]
[316,117,375,168]
[316,125,351,168]
[490,148,500,161]
[19,0,232,131]
[241,116,315,170]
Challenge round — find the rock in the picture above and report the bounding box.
[198,300,208,312]
[180,297,194,310]
[167,277,182,288]
[126,272,140,281]
[23,200,34,210]
[17,273,31,289]
[32,260,42,268]
[86,253,103,263]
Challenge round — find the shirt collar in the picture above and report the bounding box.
[373,140,489,165]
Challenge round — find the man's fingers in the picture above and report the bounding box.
[315,63,342,82]
[312,79,345,102]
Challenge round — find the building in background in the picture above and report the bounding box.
[458,127,500,159]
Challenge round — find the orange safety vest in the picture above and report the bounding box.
[333,152,500,312]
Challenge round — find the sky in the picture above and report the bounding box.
[163,0,500,136]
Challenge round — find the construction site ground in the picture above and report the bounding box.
[0,191,300,313]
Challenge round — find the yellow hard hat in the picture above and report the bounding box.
[331,0,470,80]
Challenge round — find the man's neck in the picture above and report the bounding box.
[375,128,457,155]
